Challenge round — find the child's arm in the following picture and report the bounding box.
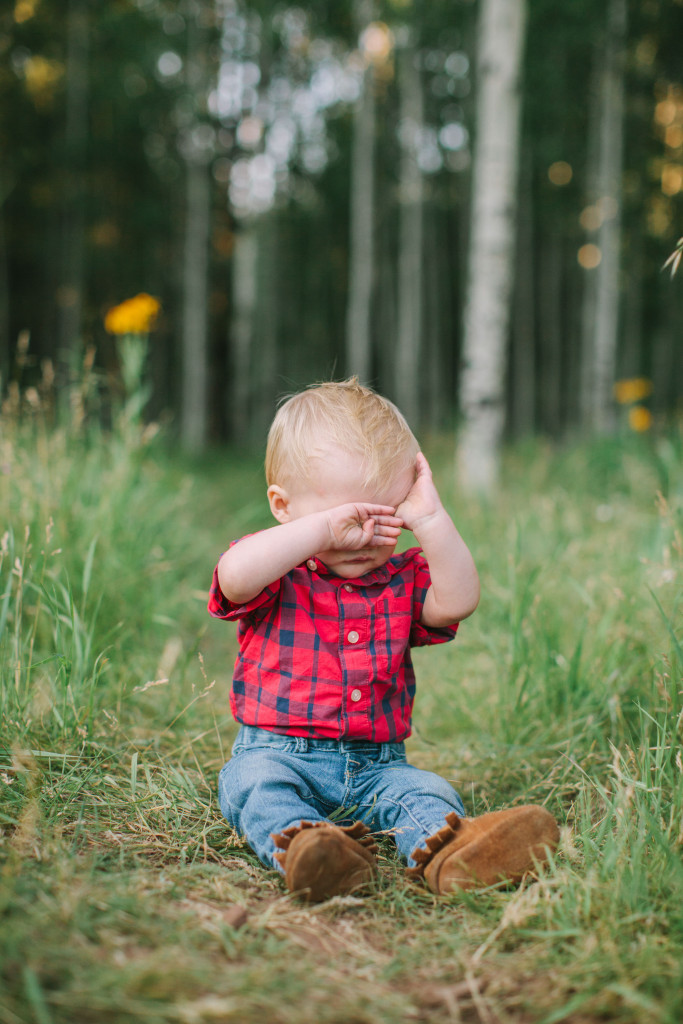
[397,453,480,627]
[218,503,403,605]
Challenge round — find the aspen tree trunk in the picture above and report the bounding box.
[58,0,88,358]
[587,0,627,434]
[230,226,257,443]
[589,0,626,434]
[0,179,10,387]
[538,235,563,436]
[621,225,644,377]
[566,261,584,432]
[377,221,396,396]
[424,207,444,432]
[457,0,527,492]
[345,3,377,383]
[394,41,424,429]
[510,150,535,437]
[180,158,211,451]
[253,213,278,440]
[180,9,211,453]
[579,55,601,428]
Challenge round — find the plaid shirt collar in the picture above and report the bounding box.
[303,549,413,586]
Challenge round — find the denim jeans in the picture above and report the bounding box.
[218,725,466,872]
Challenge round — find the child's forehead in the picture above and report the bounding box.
[309,441,374,476]
[304,444,414,501]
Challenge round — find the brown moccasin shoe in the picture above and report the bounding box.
[407,805,559,895]
[271,820,379,903]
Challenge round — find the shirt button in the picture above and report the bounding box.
[343,584,353,592]
[306,559,317,570]
[347,630,360,644]
[350,688,362,702]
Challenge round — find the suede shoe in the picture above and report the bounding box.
[407,805,559,894]
[271,820,378,903]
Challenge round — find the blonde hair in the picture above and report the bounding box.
[265,378,419,491]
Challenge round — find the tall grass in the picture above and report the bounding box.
[1,393,681,1023]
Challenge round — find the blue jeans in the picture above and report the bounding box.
[218,725,466,872]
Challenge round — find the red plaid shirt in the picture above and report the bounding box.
[208,543,458,742]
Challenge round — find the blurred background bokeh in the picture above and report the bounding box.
[1,0,682,467]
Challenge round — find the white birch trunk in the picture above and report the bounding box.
[621,225,644,378]
[425,208,444,432]
[376,224,396,393]
[511,150,535,437]
[539,235,563,436]
[457,0,527,493]
[179,8,212,453]
[180,156,211,452]
[394,42,424,429]
[579,54,602,429]
[230,225,258,442]
[0,178,10,387]
[58,0,88,356]
[345,4,377,383]
[586,0,627,434]
[254,214,278,440]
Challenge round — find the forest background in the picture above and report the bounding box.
[2,0,682,454]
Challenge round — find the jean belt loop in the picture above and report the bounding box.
[295,736,308,753]
[379,742,390,763]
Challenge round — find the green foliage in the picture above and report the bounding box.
[1,404,682,1022]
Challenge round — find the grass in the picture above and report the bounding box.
[0,398,682,1024]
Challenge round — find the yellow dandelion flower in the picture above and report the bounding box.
[628,406,652,433]
[104,293,161,335]
[613,378,653,405]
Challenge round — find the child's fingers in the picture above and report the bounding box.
[370,526,402,546]
[359,503,398,517]
[361,521,397,542]
[370,527,402,545]
[361,519,376,541]
[370,513,403,527]
[358,516,401,546]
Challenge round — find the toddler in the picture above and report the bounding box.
[209,379,558,901]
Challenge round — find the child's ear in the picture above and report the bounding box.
[267,484,291,523]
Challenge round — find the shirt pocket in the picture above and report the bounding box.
[370,592,413,682]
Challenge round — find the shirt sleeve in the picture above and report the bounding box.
[207,537,281,622]
[408,550,459,647]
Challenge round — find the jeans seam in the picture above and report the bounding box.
[381,796,442,837]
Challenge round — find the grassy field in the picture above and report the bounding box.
[1,402,682,1024]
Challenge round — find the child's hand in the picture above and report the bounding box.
[324,504,403,550]
[396,453,444,532]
